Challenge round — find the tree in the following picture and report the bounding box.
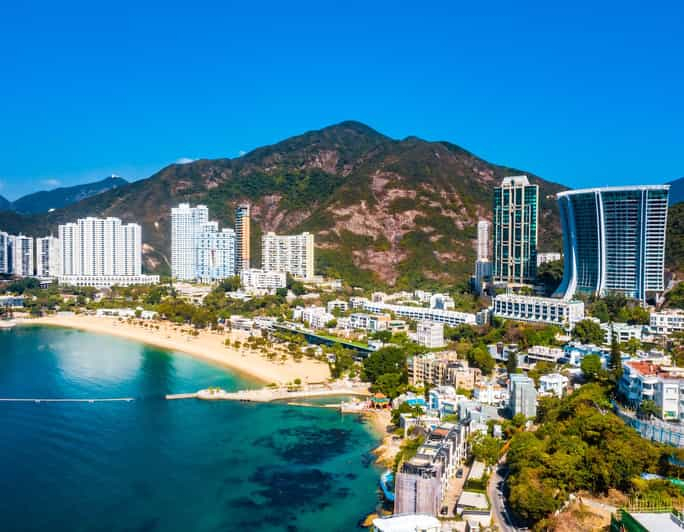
[590,300,611,323]
[536,260,563,296]
[391,401,424,425]
[362,346,407,384]
[610,332,623,381]
[573,319,605,345]
[622,337,641,356]
[470,433,503,466]
[467,346,495,375]
[507,350,518,375]
[638,399,658,419]
[581,354,603,381]
[373,372,403,398]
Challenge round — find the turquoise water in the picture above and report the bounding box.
[0,326,382,532]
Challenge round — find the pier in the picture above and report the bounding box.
[0,383,370,405]
[0,397,135,403]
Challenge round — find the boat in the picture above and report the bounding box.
[379,470,395,502]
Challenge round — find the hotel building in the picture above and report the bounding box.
[261,231,315,279]
[171,203,209,280]
[36,236,61,278]
[493,175,539,285]
[235,204,250,272]
[554,185,669,302]
[58,217,158,287]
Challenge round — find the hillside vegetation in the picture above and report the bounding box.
[0,122,568,288]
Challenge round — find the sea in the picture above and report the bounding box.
[0,325,382,532]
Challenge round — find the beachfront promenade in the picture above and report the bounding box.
[0,383,371,405]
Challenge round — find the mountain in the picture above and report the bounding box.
[0,194,11,212]
[9,176,128,214]
[0,121,569,288]
[669,176,684,205]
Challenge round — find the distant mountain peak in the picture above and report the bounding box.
[9,176,128,214]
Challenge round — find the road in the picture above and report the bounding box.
[487,464,522,532]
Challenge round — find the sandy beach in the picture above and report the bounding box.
[26,315,331,386]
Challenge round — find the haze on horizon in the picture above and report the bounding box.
[0,0,682,199]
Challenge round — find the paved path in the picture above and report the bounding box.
[0,397,135,403]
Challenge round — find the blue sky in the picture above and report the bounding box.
[0,0,682,199]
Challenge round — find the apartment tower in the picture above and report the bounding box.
[493,175,539,285]
[235,204,250,272]
[171,203,209,280]
[36,236,61,278]
[554,185,669,302]
[261,231,314,279]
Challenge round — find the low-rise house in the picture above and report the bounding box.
[526,345,564,365]
[240,268,286,291]
[473,380,508,406]
[601,322,646,344]
[0,295,25,308]
[538,373,569,397]
[229,315,253,331]
[326,299,348,313]
[371,514,441,532]
[619,360,684,421]
[293,306,335,329]
[349,312,390,331]
[650,309,684,336]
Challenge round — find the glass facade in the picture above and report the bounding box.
[493,175,539,284]
[555,185,669,302]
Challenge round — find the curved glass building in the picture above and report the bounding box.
[554,185,669,302]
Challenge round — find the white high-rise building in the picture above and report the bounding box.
[171,203,209,280]
[9,235,34,277]
[261,231,314,279]
[0,231,8,274]
[195,223,236,283]
[477,220,490,261]
[58,217,157,287]
[36,236,61,278]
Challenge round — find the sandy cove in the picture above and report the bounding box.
[26,315,331,386]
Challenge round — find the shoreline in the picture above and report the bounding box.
[23,315,330,386]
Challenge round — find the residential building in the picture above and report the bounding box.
[0,295,25,308]
[415,321,446,349]
[235,204,250,272]
[409,353,482,390]
[526,345,565,365]
[537,252,561,266]
[493,175,539,285]
[473,380,508,406]
[394,424,467,516]
[36,236,61,278]
[171,203,209,280]
[8,235,34,277]
[58,217,158,287]
[509,374,537,418]
[651,310,684,336]
[619,360,684,420]
[492,293,585,327]
[349,312,390,332]
[326,299,348,313]
[0,231,8,274]
[488,343,519,363]
[538,373,569,397]
[239,268,286,291]
[601,322,645,344]
[360,299,477,326]
[294,306,335,329]
[429,293,455,310]
[477,220,490,261]
[554,185,670,302]
[473,259,492,296]
[195,223,236,283]
[261,231,315,279]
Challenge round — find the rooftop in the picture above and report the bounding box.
[557,184,670,197]
[372,514,441,532]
